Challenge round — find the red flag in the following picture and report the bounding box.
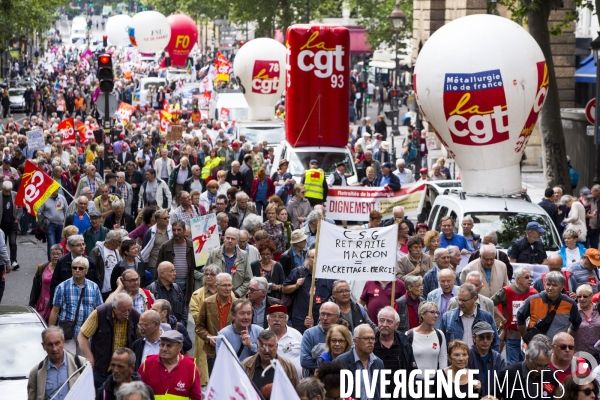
[15,160,61,217]
[58,118,76,146]
[76,121,95,143]
[160,110,172,134]
[163,99,169,111]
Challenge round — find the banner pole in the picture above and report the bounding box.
[307,218,322,319]
[391,280,396,307]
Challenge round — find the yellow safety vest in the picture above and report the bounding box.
[202,156,222,179]
[304,168,325,200]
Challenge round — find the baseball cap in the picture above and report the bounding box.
[309,159,318,166]
[581,188,593,199]
[160,330,184,343]
[336,161,346,168]
[88,210,102,218]
[232,142,240,148]
[472,321,495,336]
[585,248,600,266]
[381,162,392,169]
[419,168,428,173]
[267,304,288,315]
[526,221,545,233]
[2,156,10,163]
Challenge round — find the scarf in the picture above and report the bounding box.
[207,190,217,205]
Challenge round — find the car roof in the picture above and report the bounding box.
[237,121,283,128]
[436,192,546,214]
[0,305,44,324]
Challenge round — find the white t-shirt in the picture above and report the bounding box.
[274,326,304,380]
[565,247,580,268]
[102,247,120,293]
[410,329,447,379]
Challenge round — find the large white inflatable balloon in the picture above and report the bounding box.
[130,11,171,53]
[414,14,548,196]
[233,38,287,120]
[106,14,132,46]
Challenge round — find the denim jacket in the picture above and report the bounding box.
[439,306,500,353]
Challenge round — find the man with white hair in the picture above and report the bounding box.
[167,156,190,205]
[460,244,509,299]
[393,158,414,185]
[230,191,258,227]
[0,180,21,270]
[205,227,252,297]
[116,172,133,215]
[468,230,514,280]
[447,270,495,315]
[381,205,414,235]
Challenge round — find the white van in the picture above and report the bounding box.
[209,89,248,121]
[132,77,168,107]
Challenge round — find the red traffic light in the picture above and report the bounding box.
[99,55,110,64]
[392,90,397,97]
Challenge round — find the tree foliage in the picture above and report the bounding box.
[348,0,413,49]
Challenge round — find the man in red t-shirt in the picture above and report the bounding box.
[549,331,591,384]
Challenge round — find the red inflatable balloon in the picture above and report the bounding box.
[165,14,198,68]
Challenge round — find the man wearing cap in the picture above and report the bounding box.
[327,161,348,187]
[567,248,600,294]
[138,330,202,400]
[266,304,303,380]
[272,159,290,186]
[374,162,401,191]
[301,160,328,207]
[373,140,391,165]
[418,167,429,181]
[231,141,243,163]
[539,187,560,232]
[279,229,308,277]
[467,321,505,397]
[1,156,17,184]
[508,221,548,265]
[37,188,68,261]
[82,209,108,255]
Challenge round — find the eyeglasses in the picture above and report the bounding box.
[71,266,86,271]
[356,337,375,342]
[158,216,170,220]
[247,287,264,293]
[530,359,550,370]
[123,278,140,283]
[335,289,351,294]
[330,339,347,345]
[557,344,575,351]
[577,294,591,299]
[457,296,476,304]
[579,388,596,396]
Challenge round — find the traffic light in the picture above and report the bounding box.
[392,89,397,98]
[97,54,114,92]
[87,20,92,30]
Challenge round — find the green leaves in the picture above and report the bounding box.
[348,0,412,49]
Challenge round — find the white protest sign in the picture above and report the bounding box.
[190,214,220,266]
[315,222,398,281]
[26,129,45,151]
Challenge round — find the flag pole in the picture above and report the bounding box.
[391,280,396,307]
[307,218,322,319]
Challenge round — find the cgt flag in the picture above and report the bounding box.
[76,121,95,143]
[160,110,173,134]
[58,118,76,146]
[15,160,61,218]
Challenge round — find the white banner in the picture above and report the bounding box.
[205,337,261,400]
[190,214,220,266]
[271,360,301,400]
[63,362,94,400]
[26,129,45,151]
[326,182,426,221]
[315,222,398,281]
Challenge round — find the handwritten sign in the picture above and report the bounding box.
[26,129,45,151]
[167,125,184,142]
[315,222,398,281]
[190,214,220,266]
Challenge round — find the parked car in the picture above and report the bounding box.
[8,88,26,113]
[0,305,48,400]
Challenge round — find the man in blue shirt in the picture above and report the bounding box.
[216,298,264,362]
[373,162,401,191]
[439,215,473,254]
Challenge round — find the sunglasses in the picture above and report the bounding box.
[71,266,86,271]
[578,295,591,299]
[557,344,575,350]
[579,388,596,396]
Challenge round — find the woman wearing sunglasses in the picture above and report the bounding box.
[561,375,599,400]
[407,301,447,381]
[572,284,600,363]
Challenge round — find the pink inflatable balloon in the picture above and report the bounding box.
[165,14,198,67]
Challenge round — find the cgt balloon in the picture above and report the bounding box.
[233,38,287,120]
[166,14,198,68]
[414,14,548,196]
[106,14,132,47]
[130,11,171,53]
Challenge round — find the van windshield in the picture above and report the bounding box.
[142,81,165,90]
[287,151,355,178]
[465,212,560,251]
[238,126,284,146]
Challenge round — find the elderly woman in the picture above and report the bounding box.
[561,195,587,242]
[397,221,410,258]
[395,275,425,333]
[242,213,264,242]
[407,301,447,379]
[286,183,312,229]
[189,264,221,387]
[424,230,441,254]
[303,210,321,248]
[437,340,481,399]
[251,167,275,217]
[200,179,219,211]
[104,199,135,232]
[262,204,287,259]
[437,157,452,179]
[29,244,63,321]
[316,324,352,368]
[360,166,376,187]
[397,236,433,280]
[361,209,383,229]
[250,239,285,298]
[415,223,428,238]
[329,280,376,332]
[558,228,587,268]
[573,284,600,363]
[429,163,446,180]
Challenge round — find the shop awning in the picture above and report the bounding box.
[575,54,596,83]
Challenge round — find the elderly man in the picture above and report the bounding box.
[146,262,188,326]
[490,266,537,365]
[467,321,506,398]
[138,330,202,400]
[549,332,590,383]
[205,227,252,298]
[88,230,123,301]
[230,191,258,227]
[49,256,103,356]
[439,216,472,253]
[381,205,415,234]
[393,159,415,186]
[78,292,140,388]
[107,269,155,315]
[170,191,199,226]
[248,277,281,328]
[374,162,401,191]
[300,301,340,376]
[517,271,581,345]
[0,180,21,269]
[533,253,577,297]
[568,248,600,294]
[93,184,120,223]
[460,244,509,299]
[138,169,172,210]
[64,195,92,234]
[50,235,100,306]
[397,236,432,281]
[96,348,154,400]
[131,310,162,370]
[156,220,195,302]
[280,230,308,277]
[115,172,133,216]
[182,165,206,194]
[427,268,459,328]
[266,304,303,379]
[168,156,190,203]
[103,199,135,232]
[468,231,513,279]
[394,276,425,334]
[508,221,548,265]
[241,330,299,391]
[440,283,500,351]
[195,272,236,373]
[83,210,108,255]
[37,188,67,261]
[447,271,495,316]
[27,327,87,400]
[422,248,452,298]
[239,154,254,196]
[226,160,243,190]
[141,209,173,278]
[153,148,175,182]
[75,163,104,198]
[238,229,259,263]
[65,189,99,219]
[334,324,385,400]
[216,298,264,362]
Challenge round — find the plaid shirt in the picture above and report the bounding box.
[170,206,199,227]
[422,264,440,299]
[53,278,102,338]
[147,279,188,326]
[88,178,98,195]
[118,183,129,203]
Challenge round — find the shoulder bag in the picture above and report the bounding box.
[58,285,86,340]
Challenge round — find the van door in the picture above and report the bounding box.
[434,206,449,231]
[428,205,440,230]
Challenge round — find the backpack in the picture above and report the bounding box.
[406,329,444,368]
[408,143,418,161]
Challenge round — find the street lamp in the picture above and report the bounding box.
[591,34,600,183]
[389,2,406,94]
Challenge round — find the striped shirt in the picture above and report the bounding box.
[53,278,102,338]
[173,243,189,284]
